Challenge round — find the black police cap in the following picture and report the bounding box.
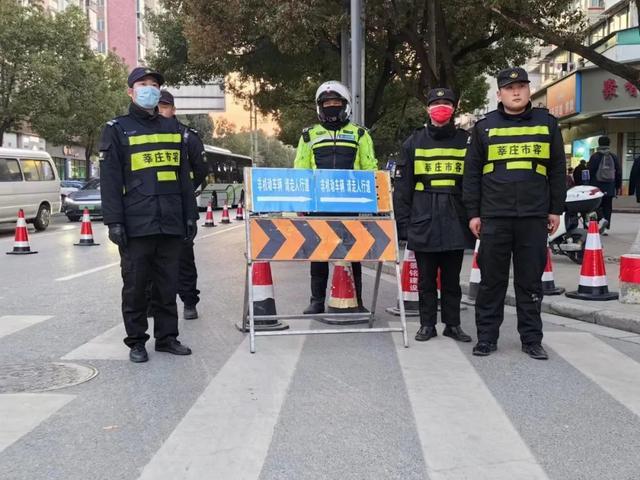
[427,88,456,105]
[497,67,530,88]
[159,90,175,106]
[127,67,165,88]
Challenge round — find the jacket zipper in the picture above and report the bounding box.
[332,129,337,169]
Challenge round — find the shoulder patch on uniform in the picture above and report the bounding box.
[188,127,199,134]
[302,127,312,143]
[106,119,118,126]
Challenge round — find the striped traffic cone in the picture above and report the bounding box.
[235,202,244,221]
[386,248,420,316]
[566,219,618,301]
[220,203,231,224]
[237,262,288,331]
[202,202,216,227]
[541,245,563,295]
[74,209,100,246]
[467,239,481,301]
[6,209,37,255]
[620,254,640,304]
[327,262,359,313]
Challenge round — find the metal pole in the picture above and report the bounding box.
[341,26,350,89]
[350,0,364,125]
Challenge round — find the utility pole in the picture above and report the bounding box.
[341,0,350,88]
[350,0,364,125]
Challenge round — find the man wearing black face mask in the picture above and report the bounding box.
[99,67,197,363]
[394,88,473,343]
[294,80,378,315]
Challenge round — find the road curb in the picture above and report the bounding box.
[460,282,640,335]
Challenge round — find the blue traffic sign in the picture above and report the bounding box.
[249,168,378,213]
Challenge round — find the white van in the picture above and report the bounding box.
[0,148,61,231]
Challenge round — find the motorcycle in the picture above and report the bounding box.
[548,185,607,264]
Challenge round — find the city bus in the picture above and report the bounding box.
[197,144,251,210]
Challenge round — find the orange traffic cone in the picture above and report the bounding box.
[202,202,216,227]
[220,203,231,224]
[566,219,618,300]
[6,209,37,255]
[237,261,288,331]
[327,262,359,313]
[235,202,244,221]
[386,248,419,316]
[541,245,563,295]
[74,209,100,246]
[467,239,481,300]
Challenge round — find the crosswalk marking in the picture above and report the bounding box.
[395,336,549,480]
[0,393,74,454]
[62,322,127,360]
[137,323,308,480]
[0,315,52,340]
[545,332,640,417]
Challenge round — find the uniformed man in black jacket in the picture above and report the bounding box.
[100,67,198,363]
[157,90,207,320]
[394,88,473,343]
[463,67,566,360]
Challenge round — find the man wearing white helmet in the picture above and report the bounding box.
[294,80,378,315]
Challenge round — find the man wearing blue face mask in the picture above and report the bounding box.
[99,67,198,363]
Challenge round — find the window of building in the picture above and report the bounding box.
[0,158,22,182]
[97,41,106,53]
[20,159,55,181]
[626,132,640,163]
[53,158,65,179]
[97,18,104,31]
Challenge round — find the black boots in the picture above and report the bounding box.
[129,344,148,363]
[522,343,549,360]
[155,339,192,355]
[443,325,472,342]
[183,305,198,320]
[415,326,438,341]
[472,342,498,356]
[303,298,325,314]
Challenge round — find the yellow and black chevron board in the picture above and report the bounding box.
[250,218,396,262]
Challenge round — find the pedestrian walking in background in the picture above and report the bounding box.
[588,136,622,234]
[573,159,588,185]
[566,167,576,188]
[629,155,640,204]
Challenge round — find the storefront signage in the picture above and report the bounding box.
[602,79,638,100]
[547,73,581,118]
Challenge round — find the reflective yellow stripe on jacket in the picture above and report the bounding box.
[484,124,550,176]
[414,147,465,190]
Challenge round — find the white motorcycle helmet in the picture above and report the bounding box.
[315,80,352,123]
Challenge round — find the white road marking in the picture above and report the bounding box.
[62,322,128,360]
[196,223,244,240]
[54,262,120,282]
[0,393,75,453]
[545,332,640,417]
[137,324,308,480]
[395,336,549,480]
[0,316,53,339]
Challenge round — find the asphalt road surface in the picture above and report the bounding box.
[1,213,640,480]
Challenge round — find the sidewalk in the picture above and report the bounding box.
[613,195,640,213]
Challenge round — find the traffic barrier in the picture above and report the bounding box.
[467,239,481,300]
[6,209,37,255]
[566,219,618,301]
[202,202,216,227]
[220,203,231,224]
[327,262,359,313]
[74,209,100,246]
[386,248,419,316]
[620,254,640,303]
[238,262,288,331]
[235,202,244,221]
[541,246,563,295]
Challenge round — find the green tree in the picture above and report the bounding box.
[0,2,90,143]
[177,114,214,144]
[30,51,129,180]
[214,129,296,168]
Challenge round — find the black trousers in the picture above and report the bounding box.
[178,239,200,306]
[310,262,363,304]
[414,250,464,327]
[120,235,182,347]
[475,217,547,344]
[598,194,613,229]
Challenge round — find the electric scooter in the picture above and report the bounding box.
[548,185,607,264]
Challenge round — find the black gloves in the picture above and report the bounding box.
[397,226,408,242]
[108,223,127,247]
[186,219,197,242]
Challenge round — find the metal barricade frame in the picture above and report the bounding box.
[241,168,408,353]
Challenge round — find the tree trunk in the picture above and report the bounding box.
[84,136,95,181]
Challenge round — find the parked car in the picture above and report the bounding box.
[60,180,86,211]
[64,178,101,221]
[0,148,61,231]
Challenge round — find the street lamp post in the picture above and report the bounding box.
[350,0,364,125]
